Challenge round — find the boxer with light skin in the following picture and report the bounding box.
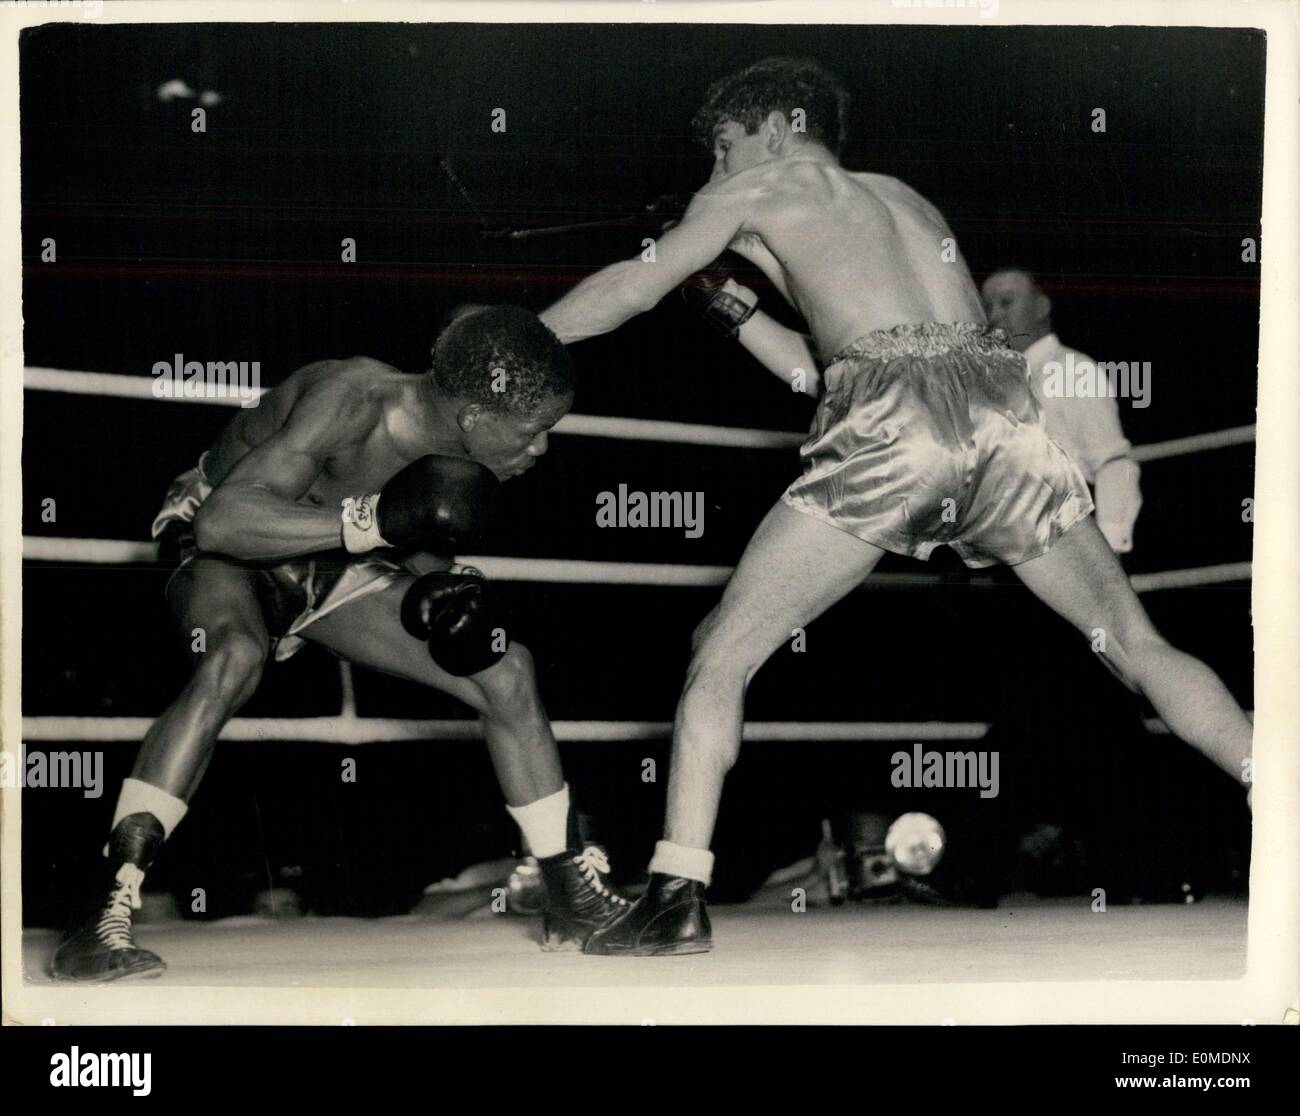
[540,57,1253,955]
[51,305,629,982]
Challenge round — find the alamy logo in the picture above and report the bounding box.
[1041,352,1151,408]
[890,743,1000,799]
[595,485,704,538]
[0,747,103,798]
[152,354,262,408]
[49,1048,151,1096]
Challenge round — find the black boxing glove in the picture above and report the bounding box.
[679,250,758,338]
[400,568,508,677]
[342,455,498,554]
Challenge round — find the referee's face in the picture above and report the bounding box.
[981,271,1046,351]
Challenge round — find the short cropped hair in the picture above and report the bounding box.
[431,305,575,414]
[986,267,1043,292]
[692,57,849,155]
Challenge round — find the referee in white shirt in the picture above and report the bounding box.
[980,268,1143,554]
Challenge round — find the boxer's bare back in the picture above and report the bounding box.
[204,359,454,506]
[718,157,986,355]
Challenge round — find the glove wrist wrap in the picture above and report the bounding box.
[341,493,388,553]
[700,289,756,338]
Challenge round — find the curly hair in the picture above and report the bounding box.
[430,305,575,414]
[691,57,849,155]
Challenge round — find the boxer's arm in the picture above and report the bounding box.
[726,282,823,397]
[541,182,752,344]
[193,382,374,561]
[726,231,796,309]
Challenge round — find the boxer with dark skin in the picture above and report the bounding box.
[143,361,562,801]
[540,58,1253,954]
[52,306,629,981]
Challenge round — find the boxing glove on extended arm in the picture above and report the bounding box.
[679,251,759,338]
[341,455,499,555]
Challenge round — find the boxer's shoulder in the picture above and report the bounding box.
[696,161,814,230]
[698,160,786,203]
[270,358,393,444]
[293,356,400,407]
[331,354,404,382]
[272,355,397,401]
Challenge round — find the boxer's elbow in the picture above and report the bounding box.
[609,260,667,317]
[192,490,240,554]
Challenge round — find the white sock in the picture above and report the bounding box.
[506,783,570,858]
[649,839,714,885]
[105,778,189,854]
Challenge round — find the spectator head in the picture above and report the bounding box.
[981,269,1053,353]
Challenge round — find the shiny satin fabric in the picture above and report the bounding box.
[150,454,406,661]
[783,322,1093,568]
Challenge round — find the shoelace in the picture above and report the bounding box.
[94,863,145,951]
[574,846,629,906]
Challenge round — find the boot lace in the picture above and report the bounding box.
[95,863,145,951]
[574,846,629,907]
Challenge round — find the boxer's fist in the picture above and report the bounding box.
[680,250,758,338]
[400,568,508,677]
[342,455,498,554]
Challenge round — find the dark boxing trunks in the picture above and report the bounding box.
[151,453,407,660]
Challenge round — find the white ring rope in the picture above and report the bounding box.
[23,366,1255,459]
[18,537,1250,594]
[1128,425,1257,462]
[18,365,1252,746]
[20,715,1183,745]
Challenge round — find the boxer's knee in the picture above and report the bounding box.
[685,648,748,696]
[470,642,538,718]
[688,619,767,694]
[191,628,268,714]
[1089,619,1168,694]
[689,606,719,657]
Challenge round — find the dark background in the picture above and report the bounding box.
[20,23,1260,923]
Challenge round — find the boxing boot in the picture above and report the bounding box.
[538,845,631,951]
[50,813,167,982]
[584,873,711,956]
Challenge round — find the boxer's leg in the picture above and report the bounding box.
[302,581,630,949]
[587,501,884,956]
[52,558,269,982]
[664,500,885,856]
[1012,517,1252,786]
[299,580,562,809]
[136,557,271,797]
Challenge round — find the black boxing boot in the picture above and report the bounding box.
[538,846,632,951]
[583,873,712,956]
[50,813,167,982]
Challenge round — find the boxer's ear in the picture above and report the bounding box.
[1033,293,1052,323]
[764,110,786,152]
[457,403,482,433]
